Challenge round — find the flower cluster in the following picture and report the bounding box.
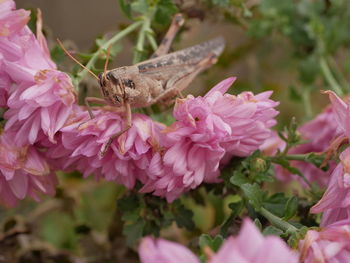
[138,218,298,263]
[140,78,279,201]
[0,0,279,206]
[0,0,63,205]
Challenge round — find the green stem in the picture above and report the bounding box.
[320,57,344,95]
[270,155,313,188]
[260,207,297,232]
[76,20,143,83]
[147,32,158,51]
[301,88,313,120]
[283,154,310,161]
[329,56,350,93]
[133,18,151,64]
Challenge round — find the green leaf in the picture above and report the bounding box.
[220,201,243,237]
[118,0,132,19]
[155,0,178,24]
[173,203,195,230]
[284,196,298,220]
[262,225,284,236]
[305,153,326,169]
[123,219,146,247]
[130,0,149,14]
[118,194,140,213]
[263,193,289,218]
[199,234,224,252]
[230,170,249,186]
[241,183,265,211]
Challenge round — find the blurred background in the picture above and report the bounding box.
[2,0,350,262]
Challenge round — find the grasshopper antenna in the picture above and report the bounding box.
[99,44,113,86]
[104,45,112,75]
[56,38,99,81]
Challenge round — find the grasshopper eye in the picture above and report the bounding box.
[98,73,106,86]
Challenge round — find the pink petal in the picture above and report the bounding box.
[206,77,237,96]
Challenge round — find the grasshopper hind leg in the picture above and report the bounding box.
[151,13,184,58]
[156,53,218,105]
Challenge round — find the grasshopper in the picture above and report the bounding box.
[59,14,225,155]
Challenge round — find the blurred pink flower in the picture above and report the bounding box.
[326,91,350,138]
[139,237,199,263]
[321,207,350,227]
[299,219,350,263]
[138,218,298,263]
[0,133,57,207]
[5,69,76,145]
[211,218,298,263]
[141,78,279,201]
[311,148,350,216]
[0,0,29,37]
[310,91,350,225]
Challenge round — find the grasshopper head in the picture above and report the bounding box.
[99,72,137,107]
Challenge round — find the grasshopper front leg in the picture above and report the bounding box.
[151,13,184,58]
[99,102,132,157]
[85,97,109,119]
[78,97,109,129]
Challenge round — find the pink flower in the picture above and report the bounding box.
[5,69,76,145]
[321,207,350,227]
[299,219,350,262]
[326,91,350,139]
[0,0,55,106]
[138,218,298,263]
[0,133,57,207]
[210,218,298,263]
[0,0,29,37]
[141,78,279,202]
[139,237,199,263]
[218,90,279,157]
[46,107,164,189]
[311,148,350,219]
